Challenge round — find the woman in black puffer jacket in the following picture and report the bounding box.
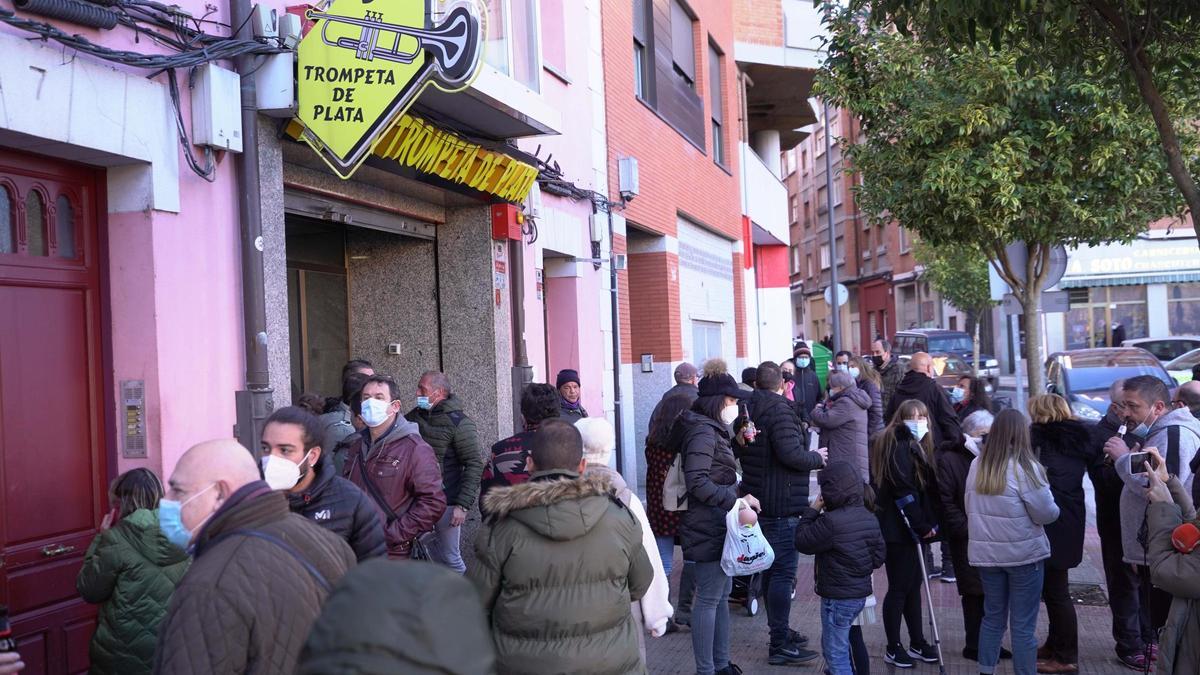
[871,399,941,668]
[1028,394,1098,674]
[669,370,758,675]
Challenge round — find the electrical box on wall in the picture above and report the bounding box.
[491,203,523,241]
[191,63,244,153]
[618,156,639,200]
[255,52,296,117]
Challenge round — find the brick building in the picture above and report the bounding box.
[786,102,964,355]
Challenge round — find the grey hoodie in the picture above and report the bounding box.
[1115,407,1200,565]
[811,384,872,482]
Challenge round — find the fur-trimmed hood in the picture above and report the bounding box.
[482,471,619,541]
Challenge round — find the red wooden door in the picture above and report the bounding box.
[0,150,107,674]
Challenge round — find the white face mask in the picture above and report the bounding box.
[720,404,739,426]
[261,452,313,491]
[360,398,393,428]
[905,420,929,441]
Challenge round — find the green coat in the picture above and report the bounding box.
[76,509,190,675]
[406,394,484,509]
[470,471,653,675]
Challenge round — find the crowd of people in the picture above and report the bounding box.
[4,343,1200,675]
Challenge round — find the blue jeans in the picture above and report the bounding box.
[656,535,675,577]
[759,515,800,647]
[978,561,1044,675]
[821,597,866,675]
[690,560,732,675]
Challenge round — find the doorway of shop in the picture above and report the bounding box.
[286,217,349,403]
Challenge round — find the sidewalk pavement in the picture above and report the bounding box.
[647,497,1135,674]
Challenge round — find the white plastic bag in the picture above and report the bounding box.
[720,499,775,576]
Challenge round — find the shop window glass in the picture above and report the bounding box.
[1169,282,1200,335]
[55,195,77,259]
[1064,285,1148,349]
[26,190,46,256]
[0,186,12,254]
[692,320,722,364]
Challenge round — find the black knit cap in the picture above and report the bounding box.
[556,369,580,389]
[698,372,751,399]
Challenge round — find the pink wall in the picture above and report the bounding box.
[110,164,244,482]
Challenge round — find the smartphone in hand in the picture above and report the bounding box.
[1130,450,1155,474]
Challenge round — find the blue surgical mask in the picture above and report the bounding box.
[797,357,811,369]
[360,398,393,428]
[416,396,432,410]
[848,367,860,379]
[950,387,965,403]
[836,364,849,372]
[158,483,217,551]
[905,420,929,441]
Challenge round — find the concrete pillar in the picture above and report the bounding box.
[751,130,782,178]
[257,116,292,408]
[1148,284,1169,336]
[438,206,514,448]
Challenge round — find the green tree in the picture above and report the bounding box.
[819,7,1186,391]
[913,240,996,378]
[851,0,1200,248]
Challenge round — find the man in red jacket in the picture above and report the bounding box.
[344,374,446,559]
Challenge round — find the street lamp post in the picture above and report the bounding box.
[822,100,841,353]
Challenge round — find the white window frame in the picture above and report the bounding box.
[485,0,543,93]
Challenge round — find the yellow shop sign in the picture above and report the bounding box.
[372,114,539,204]
[294,0,483,179]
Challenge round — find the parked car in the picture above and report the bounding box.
[1165,347,1200,385]
[1045,348,1177,421]
[893,328,1000,380]
[1121,336,1200,363]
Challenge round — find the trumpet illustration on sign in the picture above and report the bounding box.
[305,4,479,86]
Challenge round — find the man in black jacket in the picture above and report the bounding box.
[1087,380,1149,669]
[884,352,961,447]
[261,406,387,562]
[738,362,826,665]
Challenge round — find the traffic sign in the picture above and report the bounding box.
[295,0,483,178]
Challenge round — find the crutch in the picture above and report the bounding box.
[896,494,947,675]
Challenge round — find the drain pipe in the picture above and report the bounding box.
[230,0,274,451]
[606,202,624,476]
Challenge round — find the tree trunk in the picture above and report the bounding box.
[1019,242,1048,395]
[1091,0,1200,248]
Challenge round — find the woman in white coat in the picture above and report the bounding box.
[966,409,1060,675]
[576,417,674,651]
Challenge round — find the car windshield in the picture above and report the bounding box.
[1167,348,1200,370]
[932,356,969,376]
[929,336,974,352]
[1066,366,1175,393]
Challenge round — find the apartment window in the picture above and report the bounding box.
[899,226,912,253]
[832,170,842,205]
[817,185,828,214]
[815,125,825,156]
[785,149,797,176]
[790,245,800,274]
[801,148,808,173]
[633,0,652,100]
[671,0,696,90]
[805,254,813,277]
[789,195,799,224]
[485,0,541,92]
[692,320,723,363]
[820,244,831,270]
[708,42,725,166]
[836,236,845,264]
[540,0,567,78]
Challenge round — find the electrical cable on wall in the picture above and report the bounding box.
[0,4,285,178]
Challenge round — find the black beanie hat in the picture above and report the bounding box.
[556,369,580,389]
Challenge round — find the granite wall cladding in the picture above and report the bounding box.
[346,229,441,401]
[259,118,292,408]
[437,205,513,449]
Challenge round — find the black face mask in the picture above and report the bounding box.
[782,371,795,382]
[871,355,885,369]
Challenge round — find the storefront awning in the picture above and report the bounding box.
[1058,236,1200,289]
[1059,271,1200,288]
